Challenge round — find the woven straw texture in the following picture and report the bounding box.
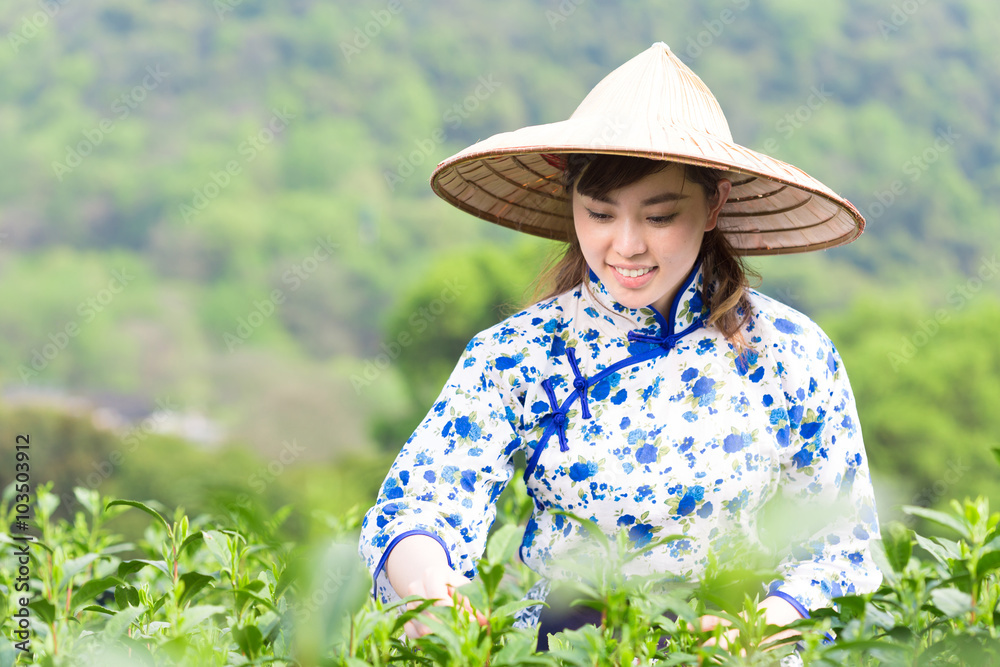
[430,42,864,255]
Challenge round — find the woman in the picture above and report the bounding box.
[358,42,882,650]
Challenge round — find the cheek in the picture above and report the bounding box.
[572,218,606,254]
[654,224,705,255]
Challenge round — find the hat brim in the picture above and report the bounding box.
[430,116,864,256]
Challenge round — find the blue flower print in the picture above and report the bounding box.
[774,318,802,335]
[628,523,654,548]
[569,460,598,481]
[454,416,482,440]
[723,432,750,453]
[677,493,696,516]
[635,444,658,464]
[692,376,715,397]
[359,261,882,618]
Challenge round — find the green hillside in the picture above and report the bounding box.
[1,0,998,515]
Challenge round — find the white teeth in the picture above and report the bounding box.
[615,266,653,278]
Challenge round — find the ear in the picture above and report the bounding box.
[704,179,732,232]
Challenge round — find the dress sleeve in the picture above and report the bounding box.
[766,334,882,616]
[357,332,524,605]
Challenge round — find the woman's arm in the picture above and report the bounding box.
[357,327,528,608]
[385,534,486,638]
[762,310,883,614]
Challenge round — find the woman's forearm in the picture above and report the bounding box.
[384,534,453,599]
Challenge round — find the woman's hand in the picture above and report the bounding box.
[399,565,488,638]
[384,534,488,639]
[699,595,802,655]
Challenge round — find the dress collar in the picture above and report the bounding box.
[580,259,708,341]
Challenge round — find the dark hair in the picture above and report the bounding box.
[530,153,757,345]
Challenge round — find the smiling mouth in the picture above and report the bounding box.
[613,266,655,278]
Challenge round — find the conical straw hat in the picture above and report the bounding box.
[430,42,864,255]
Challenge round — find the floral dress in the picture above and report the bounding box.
[358,259,882,624]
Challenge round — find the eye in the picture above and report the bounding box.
[585,209,612,221]
[648,214,679,225]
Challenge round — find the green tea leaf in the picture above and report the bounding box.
[881,521,913,573]
[73,487,102,517]
[29,599,55,625]
[178,605,227,634]
[492,599,546,619]
[977,549,1000,577]
[106,500,171,535]
[902,505,970,540]
[102,605,148,640]
[179,530,204,556]
[119,559,171,579]
[59,553,102,589]
[486,523,523,565]
[914,534,952,566]
[233,624,264,659]
[929,587,973,618]
[79,605,116,616]
[178,572,216,607]
[70,575,121,613]
[202,530,232,570]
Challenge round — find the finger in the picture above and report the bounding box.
[406,579,428,607]
[456,594,490,626]
[404,618,430,639]
[446,575,490,625]
[700,614,725,632]
[423,572,457,608]
[437,573,490,626]
[704,628,739,652]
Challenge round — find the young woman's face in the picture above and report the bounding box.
[572,164,731,316]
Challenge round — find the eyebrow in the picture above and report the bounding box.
[585,192,689,206]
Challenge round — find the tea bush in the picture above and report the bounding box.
[1,481,999,665]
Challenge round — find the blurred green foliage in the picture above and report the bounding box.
[2,484,999,664]
[0,1,998,539]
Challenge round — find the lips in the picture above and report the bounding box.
[610,264,657,288]
[614,266,653,278]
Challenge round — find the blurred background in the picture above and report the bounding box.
[0,0,998,536]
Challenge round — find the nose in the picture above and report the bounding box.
[612,217,646,258]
